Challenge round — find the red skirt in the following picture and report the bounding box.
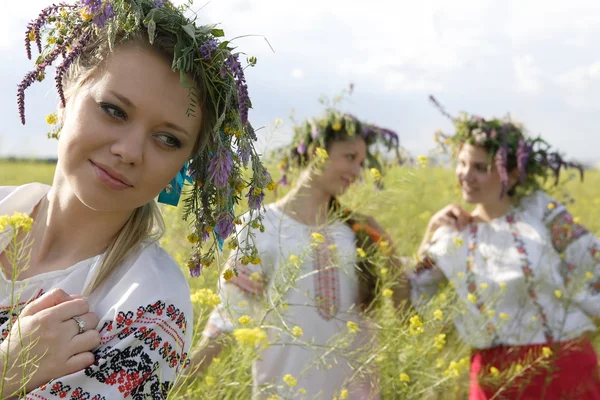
[469,337,600,400]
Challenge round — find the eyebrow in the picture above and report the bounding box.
[109,90,191,138]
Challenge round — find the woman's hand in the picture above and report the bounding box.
[0,288,100,397]
[418,205,473,256]
[427,204,473,233]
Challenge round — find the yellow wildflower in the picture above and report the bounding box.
[433,309,443,321]
[339,389,349,399]
[417,155,428,167]
[212,357,221,364]
[515,364,523,372]
[542,346,553,358]
[554,289,562,299]
[238,315,253,325]
[453,237,464,247]
[347,321,360,333]
[28,30,35,42]
[332,122,342,131]
[204,226,214,233]
[328,244,338,251]
[573,216,581,224]
[457,272,465,278]
[547,202,556,210]
[233,327,268,348]
[409,315,423,335]
[205,376,216,386]
[380,268,388,276]
[315,147,329,161]
[45,113,58,125]
[586,271,594,280]
[253,187,263,196]
[480,283,489,290]
[499,313,509,321]
[292,326,303,337]
[356,247,367,258]
[487,310,496,317]
[434,333,446,349]
[289,254,300,264]
[370,168,382,181]
[299,388,306,394]
[490,366,500,377]
[311,232,325,243]
[228,239,238,250]
[266,181,276,191]
[250,272,261,281]
[223,269,234,281]
[435,358,445,368]
[190,288,221,307]
[0,216,9,232]
[283,374,297,387]
[467,293,477,304]
[8,213,34,232]
[79,8,93,21]
[250,256,261,265]
[382,289,393,297]
[445,361,462,378]
[399,373,411,383]
[499,282,507,289]
[187,233,199,243]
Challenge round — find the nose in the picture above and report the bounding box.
[351,162,362,181]
[110,125,145,166]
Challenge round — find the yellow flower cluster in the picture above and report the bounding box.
[190,288,221,307]
[311,232,325,243]
[382,289,393,298]
[347,321,360,333]
[283,374,297,387]
[292,326,303,337]
[0,212,34,233]
[409,315,423,335]
[238,315,253,325]
[370,168,382,181]
[233,327,268,349]
[444,357,470,378]
[356,247,367,258]
[434,333,446,350]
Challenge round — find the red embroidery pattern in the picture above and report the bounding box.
[462,225,499,340]
[28,300,190,399]
[548,210,588,253]
[507,213,554,343]
[313,230,340,320]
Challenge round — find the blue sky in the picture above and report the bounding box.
[2,0,599,167]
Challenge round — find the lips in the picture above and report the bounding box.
[90,160,133,191]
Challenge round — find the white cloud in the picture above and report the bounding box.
[290,68,304,79]
[513,55,542,93]
[554,60,600,109]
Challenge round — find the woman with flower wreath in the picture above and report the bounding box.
[191,107,407,399]
[0,0,268,398]
[409,97,600,399]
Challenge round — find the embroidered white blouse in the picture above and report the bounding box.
[204,204,378,400]
[409,190,600,349]
[0,183,193,399]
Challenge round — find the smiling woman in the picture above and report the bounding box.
[0,1,268,399]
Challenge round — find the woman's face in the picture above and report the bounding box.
[57,43,202,212]
[456,143,511,205]
[312,137,367,197]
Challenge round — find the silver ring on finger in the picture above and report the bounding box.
[72,315,85,334]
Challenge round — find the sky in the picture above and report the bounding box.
[1,0,600,167]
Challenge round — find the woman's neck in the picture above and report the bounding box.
[33,172,133,267]
[473,195,514,222]
[276,171,332,226]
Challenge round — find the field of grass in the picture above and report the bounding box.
[2,160,599,399]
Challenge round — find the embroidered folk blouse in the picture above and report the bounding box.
[0,183,193,399]
[204,204,378,400]
[409,190,600,349]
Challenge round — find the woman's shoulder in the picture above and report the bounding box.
[0,183,50,204]
[99,241,192,308]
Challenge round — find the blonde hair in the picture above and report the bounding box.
[61,29,215,295]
